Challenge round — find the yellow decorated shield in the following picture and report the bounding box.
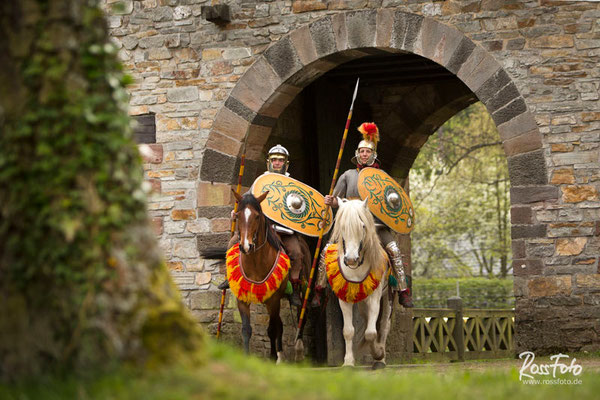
[251,173,333,237]
[357,168,415,233]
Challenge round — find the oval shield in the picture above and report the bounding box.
[357,168,415,233]
[251,173,333,237]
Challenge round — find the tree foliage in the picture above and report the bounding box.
[0,0,202,380]
[410,103,512,279]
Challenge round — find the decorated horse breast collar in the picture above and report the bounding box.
[226,243,290,304]
[325,243,388,304]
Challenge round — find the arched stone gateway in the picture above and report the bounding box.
[108,1,600,358]
[201,10,554,354]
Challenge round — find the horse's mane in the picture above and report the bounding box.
[330,200,386,269]
[239,192,282,250]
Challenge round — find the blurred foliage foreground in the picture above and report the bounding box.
[1,339,598,400]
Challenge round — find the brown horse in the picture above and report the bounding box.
[228,190,300,362]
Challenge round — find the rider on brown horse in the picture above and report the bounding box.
[220,144,307,307]
[323,122,414,308]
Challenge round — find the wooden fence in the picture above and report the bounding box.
[412,297,514,361]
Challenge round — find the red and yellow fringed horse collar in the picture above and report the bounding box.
[226,243,290,304]
[325,243,388,303]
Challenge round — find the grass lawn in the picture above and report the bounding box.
[1,339,598,400]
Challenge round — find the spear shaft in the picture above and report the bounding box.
[295,78,360,343]
[216,128,249,339]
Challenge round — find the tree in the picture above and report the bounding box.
[0,0,202,380]
[410,103,512,279]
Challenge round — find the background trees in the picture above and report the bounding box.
[410,103,512,279]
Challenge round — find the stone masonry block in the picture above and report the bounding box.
[376,8,395,48]
[331,12,348,51]
[458,47,501,94]
[492,97,528,126]
[251,113,277,128]
[475,68,511,105]
[205,131,241,157]
[445,36,476,74]
[392,11,424,52]
[200,150,237,184]
[513,259,544,276]
[512,240,527,259]
[528,276,572,297]
[264,36,303,81]
[212,107,250,142]
[197,206,233,219]
[420,18,463,67]
[197,232,231,253]
[197,181,233,209]
[230,57,281,113]
[166,86,198,103]
[507,149,548,186]
[140,144,163,163]
[503,129,543,157]
[511,206,533,225]
[309,16,337,57]
[550,168,576,185]
[575,274,600,291]
[345,10,377,49]
[486,82,521,115]
[225,96,256,123]
[562,185,599,203]
[511,186,559,204]
[556,238,587,256]
[190,290,224,310]
[497,112,539,142]
[552,151,599,166]
[261,84,302,119]
[291,25,318,66]
[512,224,547,239]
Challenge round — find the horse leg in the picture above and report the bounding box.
[365,287,384,363]
[266,297,284,363]
[373,289,393,369]
[238,300,252,354]
[339,299,355,367]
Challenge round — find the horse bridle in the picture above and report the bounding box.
[341,234,365,270]
[238,209,269,255]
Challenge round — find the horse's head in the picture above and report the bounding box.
[232,190,269,254]
[331,198,379,268]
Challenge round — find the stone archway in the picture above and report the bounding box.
[199,10,552,355]
[201,10,545,192]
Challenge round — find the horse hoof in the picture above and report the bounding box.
[372,361,386,370]
[294,339,305,362]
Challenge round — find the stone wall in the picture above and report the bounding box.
[104,0,600,358]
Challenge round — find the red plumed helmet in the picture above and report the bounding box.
[358,122,379,144]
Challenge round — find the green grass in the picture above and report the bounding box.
[1,340,598,400]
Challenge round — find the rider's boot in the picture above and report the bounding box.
[311,249,329,307]
[385,241,414,308]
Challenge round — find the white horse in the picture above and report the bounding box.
[324,198,394,369]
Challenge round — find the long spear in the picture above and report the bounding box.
[216,127,250,339]
[295,78,360,343]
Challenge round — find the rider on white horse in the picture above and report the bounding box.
[220,144,306,307]
[323,122,414,308]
